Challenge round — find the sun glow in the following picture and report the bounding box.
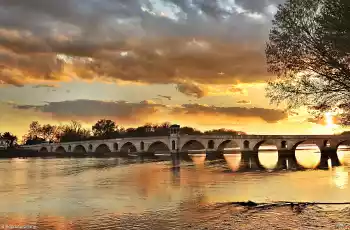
[325,112,337,130]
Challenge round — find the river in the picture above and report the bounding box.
[0,144,350,229]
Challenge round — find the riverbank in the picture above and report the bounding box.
[0,149,159,158]
[108,202,350,230]
[2,202,349,229]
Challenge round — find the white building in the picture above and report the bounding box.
[0,139,9,150]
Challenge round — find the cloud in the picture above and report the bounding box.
[234,0,285,14]
[176,82,206,98]
[170,103,287,123]
[176,81,247,98]
[11,99,166,123]
[0,0,284,96]
[10,99,288,124]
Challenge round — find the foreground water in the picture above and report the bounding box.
[1,145,350,229]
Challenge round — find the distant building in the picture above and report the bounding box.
[0,139,9,150]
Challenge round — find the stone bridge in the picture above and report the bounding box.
[21,133,350,155]
[20,132,350,169]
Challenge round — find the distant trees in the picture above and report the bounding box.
[180,126,202,135]
[23,120,91,144]
[265,0,350,124]
[23,121,60,144]
[21,119,246,144]
[204,129,246,135]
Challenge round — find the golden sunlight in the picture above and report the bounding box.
[325,112,336,129]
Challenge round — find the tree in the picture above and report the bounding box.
[180,126,202,135]
[27,121,41,139]
[204,129,245,135]
[92,119,117,138]
[265,0,350,124]
[1,132,17,147]
[40,124,60,142]
[59,120,91,142]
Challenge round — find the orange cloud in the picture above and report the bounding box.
[0,0,280,97]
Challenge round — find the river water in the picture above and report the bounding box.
[1,144,350,229]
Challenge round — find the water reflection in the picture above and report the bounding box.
[295,144,321,169]
[337,145,350,166]
[189,154,206,169]
[223,153,241,172]
[2,155,350,228]
[331,167,349,189]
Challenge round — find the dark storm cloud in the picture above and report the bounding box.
[10,99,288,123]
[0,0,285,96]
[234,0,285,13]
[176,82,206,98]
[171,103,287,123]
[12,99,165,122]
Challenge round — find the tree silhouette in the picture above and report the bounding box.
[59,120,91,142]
[265,0,350,124]
[1,132,18,147]
[180,126,202,135]
[92,119,117,138]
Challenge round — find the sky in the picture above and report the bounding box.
[0,0,343,139]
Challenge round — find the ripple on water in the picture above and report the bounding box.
[0,153,349,228]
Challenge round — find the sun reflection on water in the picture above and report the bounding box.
[223,154,241,172]
[295,144,321,169]
[337,145,350,166]
[189,154,206,168]
[331,167,349,189]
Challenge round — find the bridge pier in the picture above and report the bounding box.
[239,151,265,171]
[318,148,340,169]
[277,150,302,170]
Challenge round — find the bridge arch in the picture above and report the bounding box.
[95,144,111,154]
[121,142,137,153]
[147,141,170,153]
[39,147,48,153]
[217,140,239,151]
[290,140,321,151]
[292,140,322,169]
[73,145,87,153]
[180,140,205,152]
[336,140,350,149]
[55,146,66,153]
[253,140,265,151]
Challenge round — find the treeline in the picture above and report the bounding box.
[18,120,246,145]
